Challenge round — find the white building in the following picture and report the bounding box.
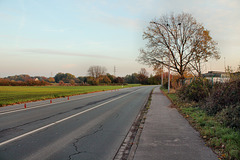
[202,71,230,83]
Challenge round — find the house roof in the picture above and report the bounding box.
[202,71,227,78]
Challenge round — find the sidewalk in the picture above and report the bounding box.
[133,87,218,160]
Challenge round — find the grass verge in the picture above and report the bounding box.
[0,84,140,107]
[161,88,240,160]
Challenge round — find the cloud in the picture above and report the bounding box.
[61,64,77,69]
[98,15,142,30]
[42,27,72,33]
[19,0,26,29]
[218,0,240,9]
[0,13,16,22]
[83,41,104,46]
[75,1,142,30]
[17,48,125,60]
[42,28,65,32]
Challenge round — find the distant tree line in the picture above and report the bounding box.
[0,78,50,86]
[0,66,165,86]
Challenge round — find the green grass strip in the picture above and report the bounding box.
[0,84,140,107]
[161,88,240,160]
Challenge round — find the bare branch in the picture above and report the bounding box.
[138,12,220,79]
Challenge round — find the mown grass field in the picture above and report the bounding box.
[161,88,240,160]
[0,84,140,107]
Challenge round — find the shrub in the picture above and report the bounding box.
[177,78,211,102]
[0,79,50,86]
[162,80,174,90]
[204,79,240,115]
[69,79,75,86]
[59,80,65,86]
[216,104,240,130]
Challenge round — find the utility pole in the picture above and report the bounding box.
[166,24,171,94]
[224,57,226,72]
[168,51,171,93]
[150,21,181,93]
[161,65,163,87]
[114,66,116,76]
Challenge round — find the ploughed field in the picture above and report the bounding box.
[0,84,140,106]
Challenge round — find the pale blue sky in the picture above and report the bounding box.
[1,0,240,77]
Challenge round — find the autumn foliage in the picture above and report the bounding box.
[177,78,240,131]
[0,78,50,86]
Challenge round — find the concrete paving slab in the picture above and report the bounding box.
[133,87,218,160]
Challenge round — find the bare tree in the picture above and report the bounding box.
[138,68,149,84]
[139,68,149,77]
[88,66,107,78]
[138,12,220,80]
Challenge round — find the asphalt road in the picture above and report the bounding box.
[0,86,155,160]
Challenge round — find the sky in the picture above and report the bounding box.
[0,0,240,77]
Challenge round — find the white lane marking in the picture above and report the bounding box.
[0,87,137,115]
[0,88,143,146]
[0,88,133,115]
[0,95,96,115]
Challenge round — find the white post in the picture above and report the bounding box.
[161,65,163,87]
[168,53,170,93]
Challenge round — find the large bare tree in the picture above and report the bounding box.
[139,68,149,77]
[88,66,107,78]
[138,12,220,80]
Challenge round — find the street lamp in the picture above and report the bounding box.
[168,42,171,94]
[161,64,163,87]
[150,21,171,93]
[150,21,181,93]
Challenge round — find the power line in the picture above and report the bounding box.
[114,66,116,76]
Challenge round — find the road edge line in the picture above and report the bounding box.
[0,88,143,147]
[113,86,155,160]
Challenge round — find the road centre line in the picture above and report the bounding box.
[0,88,143,146]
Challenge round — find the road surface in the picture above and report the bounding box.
[0,86,155,160]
